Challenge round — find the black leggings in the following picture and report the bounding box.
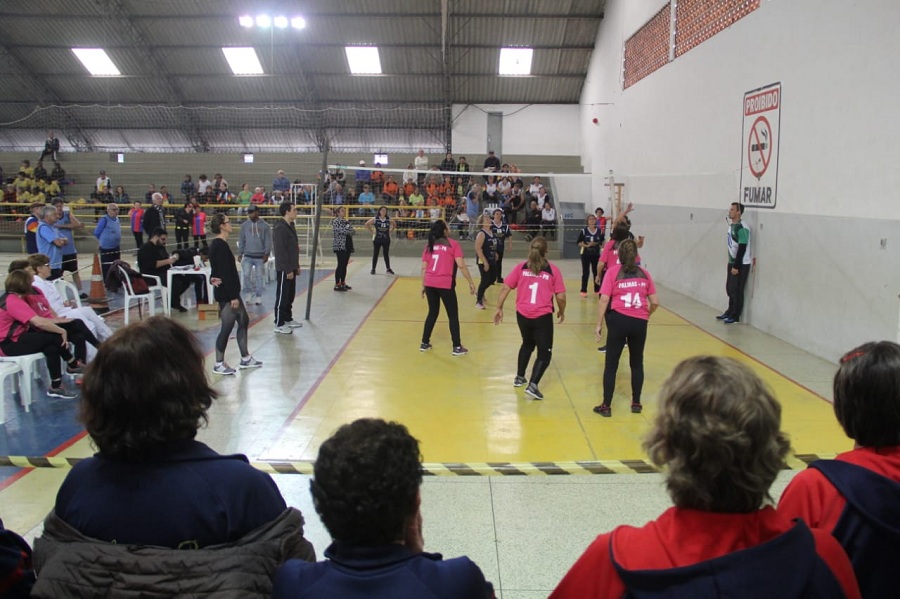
[516,312,554,385]
[335,250,351,285]
[216,299,249,362]
[175,228,191,250]
[602,310,649,405]
[496,252,505,281]
[580,253,600,293]
[476,262,498,303]
[1,331,73,382]
[422,286,461,347]
[372,238,391,271]
[58,319,99,363]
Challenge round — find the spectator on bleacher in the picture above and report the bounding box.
[371,163,385,196]
[112,185,129,205]
[273,169,291,199]
[143,184,156,204]
[50,162,65,183]
[439,151,456,173]
[45,178,62,200]
[173,200,193,250]
[251,186,267,207]
[159,185,174,206]
[0,516,35,597]
[408,185,424,216]
[3,183,15,216]
[19,160,33,179]
[236,182,253,216]
[23,201,44,254]
[29,253,113,357]
[0,269,80,399]
[382,175,399,203]
[38,130,60,163]
[482,175,500,206]
[524,200,542,241]
[32,316,315,597]
[273,418,493,599]
[550,356,860,599]
[36,205,68,280]
[403,163,416,187]
[33,160,47,182]
[213,173,228,193]
[180,174,195,200]
[424,166,442,188]
[414,149,428,185]
[142,192,167,235]
[535,185,550,210]
[92,170,112,202]
[358,184,375,216]
[355,160,371,194]
[527,176,543,199]
[507,181,525,224]
[216,182,234,205]
[323,183,344,206]
[778,341,900,598]
[128,200,144,248]
[483,150,500,175]
[197,173,212,198]
[91,203,122,284]
[541,200,557,239]
[455,156,471,194]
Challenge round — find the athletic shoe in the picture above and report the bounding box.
[723,317,740,324]
[514,375,527,387]
[386,269,395,275]
[285,320,303,328]
[333,285,343,291]
[47,386,77,399]
[274,325,293,335]
[631,402,643,414]
[79,292,89,300]
[524,383,544,400]
[254,295,262,305]
[66,362,84,375]
[593,404,612,417]
[715,313,730,320]
[213,363,236,376]
[239,357,263,369]
[597,345,607,352]
[451,346,468,356]
[419,342,432,352]
[475,302,485,310]
[580,292,587,298]
[370,269,376,275]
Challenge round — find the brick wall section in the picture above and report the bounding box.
[623,4,671,90]
[675,0,760,57]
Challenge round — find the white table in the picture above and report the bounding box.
[166,266,215,315]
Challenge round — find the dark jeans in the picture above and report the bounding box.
[581,253,601,293]
[422,286,461,347]
[476,261,498,303]
[516,312,554,385]
[133,232,143,248]
[216,299,249,362]
[274,271,296,327]
[175,228,191,250]
[335,250,351,285]
[372,238,391,271]
[725,263,751,320]
[1,331,73,382]
[603,310,649,406]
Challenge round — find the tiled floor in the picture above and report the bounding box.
[0,253,850,597]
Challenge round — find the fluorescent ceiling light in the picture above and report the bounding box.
[239,15,253,28]
[274,16,288,28]
[71,48,120,76]
[222,47,264,75]
[255,14,271,28]
[291,17,306,30]
[499,47,533,76]
[345,46,382,75]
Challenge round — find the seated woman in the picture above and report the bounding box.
[779,341,900,598]
[540,200,557,239]
[0,269,84,400]
[32,317,315,598]
[551,356,860,599]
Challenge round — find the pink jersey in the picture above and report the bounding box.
[600,265,656,321]
[599,239,641,269]
[0,293,38,344]
[422,238,463,289]
[24,289,54,318]
[504,260,566,319]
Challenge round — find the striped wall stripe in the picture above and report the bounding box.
[0,454,838,475]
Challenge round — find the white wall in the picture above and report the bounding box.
[581,0,900,360]
[451,104,581,156]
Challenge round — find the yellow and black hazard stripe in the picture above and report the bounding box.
[0,453,836,476]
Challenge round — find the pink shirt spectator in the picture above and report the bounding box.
[0,293,39,343]
[24,289,54,318]
[600,265,656,321]
[503,261,565,319]
[599,239,641,270]
[422,239,463,290]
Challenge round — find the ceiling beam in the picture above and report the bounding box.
[4,42,596,51]
[0,12,603,22]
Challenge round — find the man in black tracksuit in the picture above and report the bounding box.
[272,202,301,334]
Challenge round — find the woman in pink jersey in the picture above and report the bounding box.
[595,239,658,416]
[493,236,566,401]
[420,220,476,356]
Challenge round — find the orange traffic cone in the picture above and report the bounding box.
[88,253,110,314]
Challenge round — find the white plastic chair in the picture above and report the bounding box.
[0,361,23,423]
[0,352,50,413]
[118,265,167,325]
[54,278,83,308]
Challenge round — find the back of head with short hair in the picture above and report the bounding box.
[834,341,900,448]
[644,356,789,513]
[279,201,294,217]
[310,418,423,546]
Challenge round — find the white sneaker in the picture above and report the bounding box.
[285,320,303,328]
[254,295,262,305]
[274,325,293,335]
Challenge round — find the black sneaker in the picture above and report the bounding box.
[524,383,543,400]
[593,404,612,417]
[513,375,527,387]
[597,345,607,352]
[370,269,376,275]
[715,313,730,320]
[419,342,432,352]
[631,402,643,414]
[451,346,468,356]
[386,269,395,275]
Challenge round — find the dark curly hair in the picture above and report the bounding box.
[80,316,217,459]
[644,356,790,513]
[834,341,900,448]
[310,419,423,545]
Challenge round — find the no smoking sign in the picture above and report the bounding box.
[740,82,781,208]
